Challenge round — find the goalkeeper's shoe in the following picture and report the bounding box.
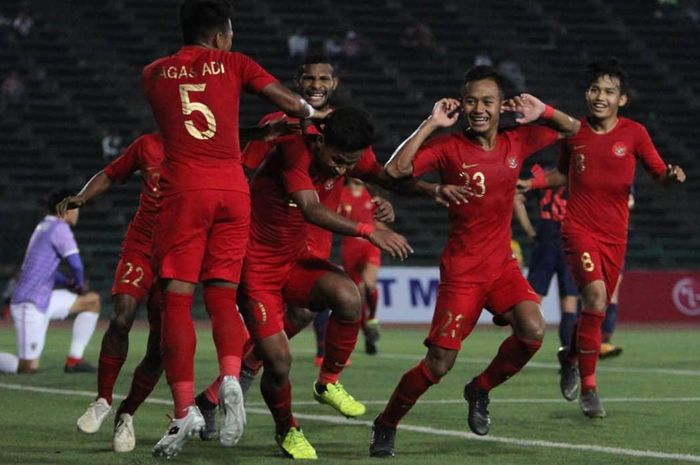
[276,427,317,460]
[599,343,623,359]
[152,406,205,459]
[313,381,366,418]
[77,397,111,434]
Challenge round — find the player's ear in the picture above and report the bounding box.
[619,93,628,107]
[331,76,339,91]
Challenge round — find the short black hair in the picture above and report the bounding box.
[322,107,374,152]
[179,0,232,45]
[584,57,629,95]
[47,188,74,214]
[295,55,335,79]
[463,65,506,97]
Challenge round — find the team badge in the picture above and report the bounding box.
[324,179,336,191]
[506,155,518,169]
[575,154,586,174]
[612,141,628,157]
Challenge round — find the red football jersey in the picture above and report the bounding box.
[103,133,165,255]
[338,184,375,250]
[559,117,666,244]
[413,125,558,285]
[242,111,322,171]
[248,135,381,264]
[141,47,277,194]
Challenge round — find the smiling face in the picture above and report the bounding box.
[296,63,338,110]
[461,78,502,136]
[585,74,627,122]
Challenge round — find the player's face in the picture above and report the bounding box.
[585,75,627,121]
[63,209,79,227]
[296,64,338,110]
[461,79,502,135]
[316,144,362,178]
[214,19,234,51]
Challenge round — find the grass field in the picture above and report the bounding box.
[1,322,699,465]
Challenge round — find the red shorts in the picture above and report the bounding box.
[153,190,250,283]
[425,259,539,351]
[341,238,381,284]
[562,232,626,301]
[240,255,344,340]
[111,248,155,302]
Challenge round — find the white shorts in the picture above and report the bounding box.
[10,290,79,360]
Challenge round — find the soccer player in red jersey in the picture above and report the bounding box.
[369,66,581,457]
[141,1,328,458]
[339,178,383,354]
[521,58,685,418]
[240,107,411,459]
[60,134,164,452]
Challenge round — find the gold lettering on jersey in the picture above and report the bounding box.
[202,61,225,76]
[575,154,586,174]
[458,170,486,198]
[161,65,198,79]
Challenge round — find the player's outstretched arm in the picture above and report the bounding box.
[385,98,461,178]
[56,171,113,217]
[517,166,567,193]
[240,118,302,147]
[259,82,332,120]
[502,93,580,138]
[513,194,537,241]
[657,164,686,186]
[292,189,413,260]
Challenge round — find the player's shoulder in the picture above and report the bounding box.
[617,117,647,135]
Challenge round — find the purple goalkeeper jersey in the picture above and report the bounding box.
[11,216,80,311]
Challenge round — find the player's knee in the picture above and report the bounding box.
[582,290,606,312]
[425,348,456,379]
[83,291,101,312]
[522,316,546,341]
[329,282,361,322]
[262,349,292,382]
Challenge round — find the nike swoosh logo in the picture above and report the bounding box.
[573,145,586,150]
[462,163,479,169]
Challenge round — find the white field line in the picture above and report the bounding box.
[1,382,699,463]
[292,348,700,377]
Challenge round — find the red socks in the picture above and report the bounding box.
[161,290,195,418]
[576,309,605,392]
[260,377,298,435]
[120,365,160,415]
[96,354,126,404]
[377,360,439,427]
[318,315,360,385]
[203,286,245,378]
[473,335,542,392]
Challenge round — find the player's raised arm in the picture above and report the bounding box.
[291,189,412,260]
[384,98,461,178]
[502,93,580,138]
[56,171,113,217]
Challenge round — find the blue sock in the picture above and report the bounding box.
[559,312,577,348]
[602,303,618,342]
[313,309,331,357]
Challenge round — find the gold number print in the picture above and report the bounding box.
[119,262,145,288]
[438,311,465,339]
[119,262,134,284]
[472,172,486,197]
[581,252,595,272]
[179,84,217,140]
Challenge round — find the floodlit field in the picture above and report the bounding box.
[1,323,699,465]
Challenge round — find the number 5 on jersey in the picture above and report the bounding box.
[179,84,217,140]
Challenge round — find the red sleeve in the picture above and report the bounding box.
[412,135,449,177]
[231,52,278,93]
[557,142,571,175]
[242,112,291,170]
[512,125,559,161]
[633,124,666,179]
[103,137,142,183]
[350,147,382,179]
[280,137,315,193]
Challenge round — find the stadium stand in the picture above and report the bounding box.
[1,0,698,295]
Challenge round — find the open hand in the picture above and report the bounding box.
[502,93,546,124]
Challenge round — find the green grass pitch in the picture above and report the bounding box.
[1,323,699,465]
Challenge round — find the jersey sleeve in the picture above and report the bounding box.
[103,137,142,183]
[280,138,315,193]
[242,113,286,170]
[514,125,560,160]
[634,124,666,179]
[232,52,278,93]
[51,222,79,258]
[350,147,382,180]
[412,135,449,177]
